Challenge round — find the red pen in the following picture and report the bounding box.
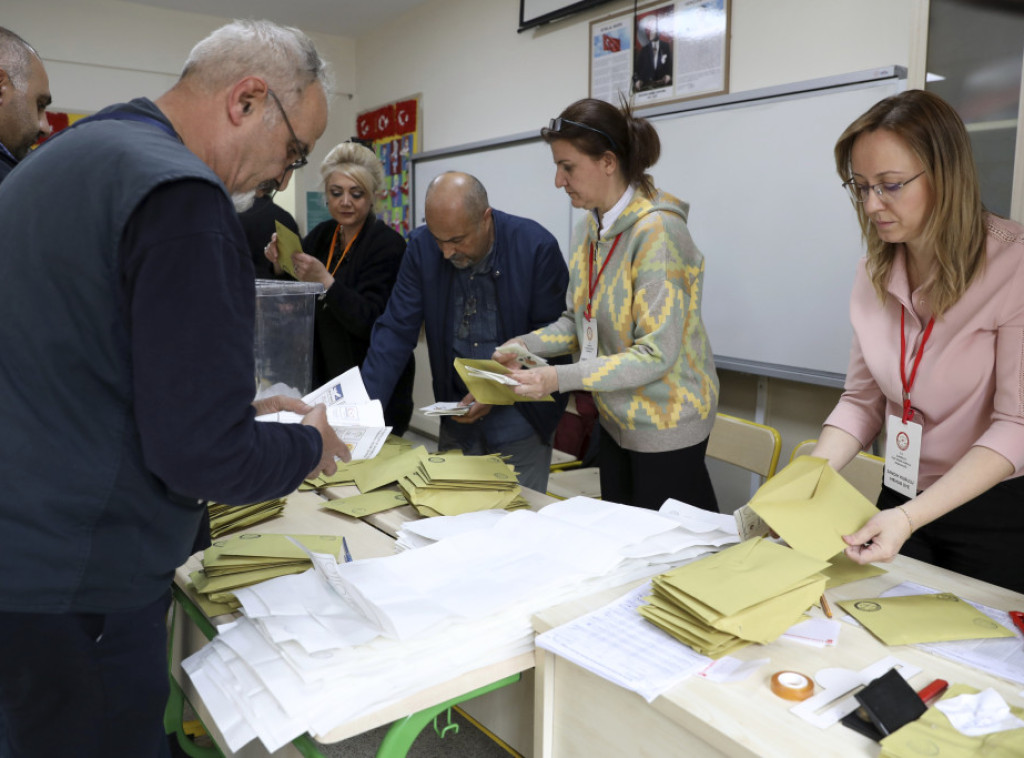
[1010,611,1024,636]
[917,679,948,706]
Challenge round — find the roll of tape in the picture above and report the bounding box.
[770,671,814,701]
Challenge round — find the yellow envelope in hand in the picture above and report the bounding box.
[453,358,553,405]
[838,592,1014,645]
[748,456,879,560]
[274,220,302,278]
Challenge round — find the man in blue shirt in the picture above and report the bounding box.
[363,172,569,492]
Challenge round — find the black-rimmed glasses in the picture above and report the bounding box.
[842,171,925,204]
[547,117,619,152]
[267,88,309,172]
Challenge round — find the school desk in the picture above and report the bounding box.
[531,554,1024,758]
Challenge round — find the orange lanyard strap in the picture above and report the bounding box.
[324,224,357,278]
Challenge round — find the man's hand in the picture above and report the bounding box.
[252,394,312,417]
[301,404,351,476]
[452,393,492,424]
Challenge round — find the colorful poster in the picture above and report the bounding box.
[356,97,419,239]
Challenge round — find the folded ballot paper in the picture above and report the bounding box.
[453,358,553,405]
[639,537,829,657]
[255,367,391,460]
[746,455,880,561]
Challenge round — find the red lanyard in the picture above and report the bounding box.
[899,306,934,423]
[586,233,622,320]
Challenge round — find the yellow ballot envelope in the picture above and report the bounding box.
[453,358,553,405]
[748,456,879,560]
[880,684,1024,758]
[274,220,302,278]
[838,592,1015,645]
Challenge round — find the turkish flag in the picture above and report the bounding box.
[394,99,417,134]
[602,34,620,53]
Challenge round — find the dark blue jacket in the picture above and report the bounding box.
[0,99,321,613]
[363,210,569,441]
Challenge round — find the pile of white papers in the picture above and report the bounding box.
[182,497,740,752]
[256,367,391,460]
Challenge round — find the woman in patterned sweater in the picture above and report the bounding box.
[495,98,719,511]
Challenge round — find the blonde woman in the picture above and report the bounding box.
[815,90,1024,592]
[267,142,414,433]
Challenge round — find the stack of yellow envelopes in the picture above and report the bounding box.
[208,498,286,539]
[400,451,527,517]
[639,537,830,657]
[189,533,343,615]
[301,435,412,491]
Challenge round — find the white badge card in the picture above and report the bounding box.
[580,316,599,362]
[884,415,922,498]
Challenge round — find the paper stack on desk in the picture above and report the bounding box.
[207,498,286,539]
[182,497,741,753]
[330,445,527,518]
[639,537,829,657]
[189,534,346,615]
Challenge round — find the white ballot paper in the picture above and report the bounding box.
[418,401,470,417]
[255,367,391,460]
[464,366,520,385]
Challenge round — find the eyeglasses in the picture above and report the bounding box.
[266,88,309,172]
[547,117,619,152]
[842,171,925,204]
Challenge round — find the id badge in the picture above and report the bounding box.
[884,415,923,498]
[580,316,599,361]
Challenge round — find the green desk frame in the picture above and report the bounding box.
[165,583,520,758]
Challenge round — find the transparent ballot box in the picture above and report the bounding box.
[254,280,323,398]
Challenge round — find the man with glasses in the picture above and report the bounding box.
[0,20,347,758]
[363,171,569,493]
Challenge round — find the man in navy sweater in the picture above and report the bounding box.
[363,172,569,493]
[0,20,346,758]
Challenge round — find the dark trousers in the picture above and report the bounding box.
[0,591,173,758]
[598,433,718,512]
[877,477,1024,594]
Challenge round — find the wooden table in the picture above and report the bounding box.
[170,487,553,758]
[531,556,1024,758]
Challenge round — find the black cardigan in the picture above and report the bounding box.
[305,214,415,433]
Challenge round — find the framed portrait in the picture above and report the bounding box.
[589,0,730,109]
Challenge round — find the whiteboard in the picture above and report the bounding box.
[412,69,906,383]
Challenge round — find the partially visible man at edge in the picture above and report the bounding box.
[0,26,51,184]
[0,20,348,758]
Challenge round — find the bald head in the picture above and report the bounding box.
[424,172,494,269]
[0,27,51,160]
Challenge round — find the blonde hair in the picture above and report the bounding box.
[319,142,384,198]
[834,89,987,317]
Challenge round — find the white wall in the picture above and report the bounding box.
[5,0,359,232]
[353,0,926,510]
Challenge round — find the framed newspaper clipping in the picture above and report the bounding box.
[589,0,730,108]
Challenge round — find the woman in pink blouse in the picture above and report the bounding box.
[814,89,1024,593]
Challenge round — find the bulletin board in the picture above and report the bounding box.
[356,97,420,238]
